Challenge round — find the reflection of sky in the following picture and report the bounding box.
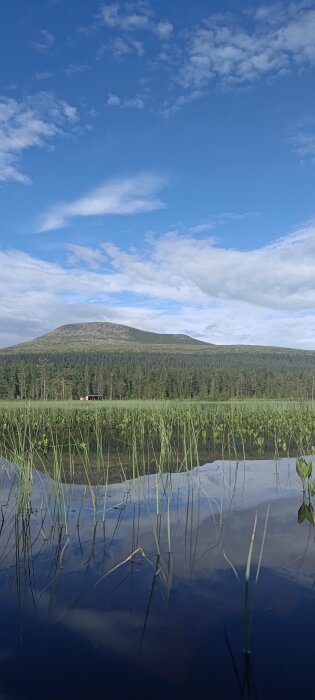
[1,456,314,585]
[104,457,315,587]
[1,456,315,698]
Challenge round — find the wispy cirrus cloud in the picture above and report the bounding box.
[31,29,55,53]
[37,173,167,232]
[0,92,78,184]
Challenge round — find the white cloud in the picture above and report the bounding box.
[2,217,315,348]
[289,121,315,163]
[65,63,89,76]
[99,220,315,312]
[160,90,205,118]
[81,2,315,118]
[0,92,78,184]
[98,2,150,31]
[106,93,121,107]
[106,92,144,109]
[154,20,173,39]
[180,5,315,88]
[97,2,173,38]
[65,244,105,269]
[37,173,166,231]
[188,211,260,234]
[246,1,314,26]
[97,36,144,61]
[61,103,78,122]
[35,71,54,81]
[31,29,55,53]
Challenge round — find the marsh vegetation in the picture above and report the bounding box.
[1,399,315,471]
[0,399,315,698]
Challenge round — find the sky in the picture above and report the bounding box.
[1,0,315,349]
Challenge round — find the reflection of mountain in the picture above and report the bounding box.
[34,450,300,486]
[1,456,314,586]
[1,456,315,699]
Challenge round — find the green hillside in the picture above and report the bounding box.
[0,321,310,356]
[1,322,314,401]
[1,322,212,354]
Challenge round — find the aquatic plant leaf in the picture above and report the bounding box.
[36,433,49,457]
[306,503,315,525]
[298,503,308,523]
[306,461,313,478]
[296,458,312,481]
[309,480,315,498]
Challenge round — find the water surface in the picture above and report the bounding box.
[0,457,314,699]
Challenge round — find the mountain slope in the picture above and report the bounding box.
[1,322,212,354]
[0,321,312,356]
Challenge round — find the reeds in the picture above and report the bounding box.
[1,399,315,472]
[0,398,313,534]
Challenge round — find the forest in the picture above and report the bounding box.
[0,349,314,400]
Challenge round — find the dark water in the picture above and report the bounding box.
[0,456,315,700]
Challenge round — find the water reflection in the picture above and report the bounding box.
[0,456,315,699]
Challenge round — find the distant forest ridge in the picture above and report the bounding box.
[1,322,314,400]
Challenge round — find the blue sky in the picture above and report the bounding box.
[1,0,315,348]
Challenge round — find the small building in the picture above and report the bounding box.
[79,394,104,401]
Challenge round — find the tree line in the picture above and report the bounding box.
[0,349,314,400]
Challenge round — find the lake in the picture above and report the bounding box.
[0,455,314,699]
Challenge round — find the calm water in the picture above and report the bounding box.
[0,456,315,699]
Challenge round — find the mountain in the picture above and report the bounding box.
[1,322,314,401]
[0,321,311,355]
[0,322,212,354]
